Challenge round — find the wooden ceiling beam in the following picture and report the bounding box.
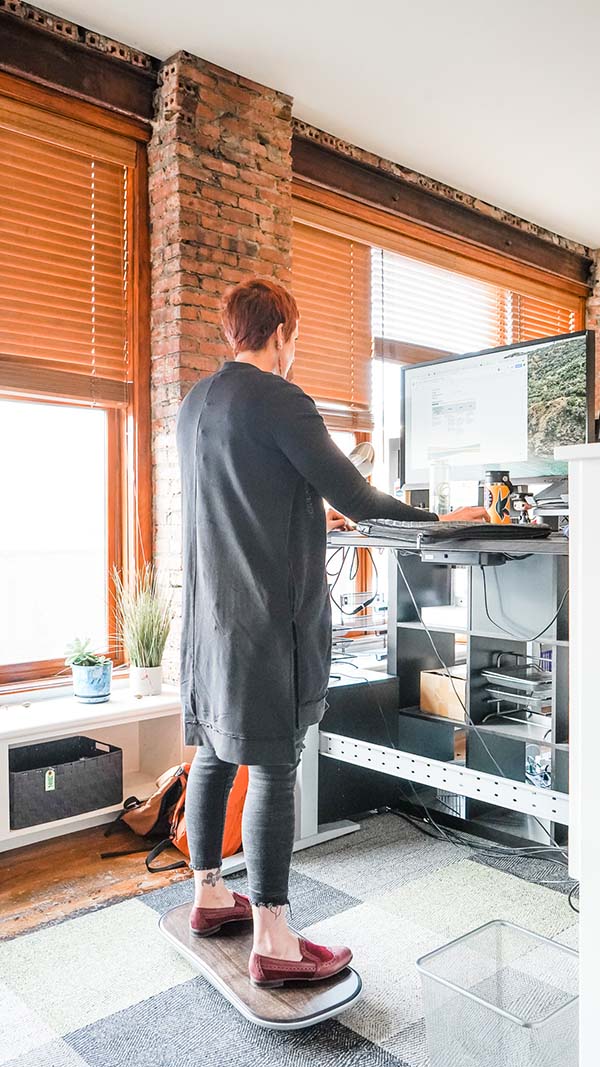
[0,11,158,123]
[292,135,592,288]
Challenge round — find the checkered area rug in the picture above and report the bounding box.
[0,813,578,1067]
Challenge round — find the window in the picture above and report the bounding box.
[329,430,357,456]
[371,360,402,493]
[0,80,150,689]
[368,359,403,613]
[371,247,579,360]
[369,250,582,613]
[0,399,108,668]
[293,184,586,655]
[323,431,376,631]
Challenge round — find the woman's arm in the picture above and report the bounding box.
[266,379,438,522]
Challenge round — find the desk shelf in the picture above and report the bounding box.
[467,631,569,648]
[397,621,468,636]
[399,706,466,729]
[475,718,553,743]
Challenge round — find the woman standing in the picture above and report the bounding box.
[175,277,487,987]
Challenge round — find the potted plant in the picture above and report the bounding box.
[65,638,112,704]
[112,562,172,697]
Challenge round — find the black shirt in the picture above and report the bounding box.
[175,361,437,764]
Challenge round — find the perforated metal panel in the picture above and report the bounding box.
[319,731,569,825]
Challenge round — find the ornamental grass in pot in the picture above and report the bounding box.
[112,563,172,697]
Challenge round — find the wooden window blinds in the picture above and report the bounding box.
[511,293,576,343]
[292,222,373,431]
[0,94,136,407]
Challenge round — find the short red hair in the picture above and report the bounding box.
[221,276,298,354]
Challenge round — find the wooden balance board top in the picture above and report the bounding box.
[159,903,362,1030]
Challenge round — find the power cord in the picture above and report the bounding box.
[480,565,569,643]
[388,799,575,885]
[327,545,380,617]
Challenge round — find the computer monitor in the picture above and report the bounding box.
[401,331,595,484]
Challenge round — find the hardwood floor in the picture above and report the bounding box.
[0,824,192,939]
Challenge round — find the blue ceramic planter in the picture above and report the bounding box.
[72,661,112,703]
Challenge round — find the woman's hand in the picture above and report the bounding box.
[326,508,354,532]
[439,506,490,523]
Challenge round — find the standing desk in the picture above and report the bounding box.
[221,530,570,875]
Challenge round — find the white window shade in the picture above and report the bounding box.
[372,248,507,354]
[372,247,579,356]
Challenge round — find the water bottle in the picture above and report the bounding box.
[429,460,451,516]
[484,469,513,525]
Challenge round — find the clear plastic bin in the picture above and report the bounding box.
[416,919,578,1067]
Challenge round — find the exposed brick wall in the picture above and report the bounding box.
[148,51,293,682]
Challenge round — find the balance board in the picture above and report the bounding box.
[159,902,362,1030]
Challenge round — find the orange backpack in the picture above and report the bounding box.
[102,763,249,871]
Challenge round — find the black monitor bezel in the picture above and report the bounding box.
[399,330,595,485]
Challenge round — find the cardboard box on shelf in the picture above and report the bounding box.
[420,664,467,722]
[454,730,467,762]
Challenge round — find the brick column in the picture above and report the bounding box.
[148,51,293,683]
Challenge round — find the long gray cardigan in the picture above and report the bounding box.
[175,361,437,764]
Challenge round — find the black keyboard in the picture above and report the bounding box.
[357,519,552,544]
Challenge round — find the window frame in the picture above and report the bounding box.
[0,74,151,693]
[292,180,588,325]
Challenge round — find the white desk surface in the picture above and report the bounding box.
[328,530,568,555]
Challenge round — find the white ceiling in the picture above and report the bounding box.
[45,0,600,247]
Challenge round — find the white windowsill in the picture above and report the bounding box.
[0,679,181,743]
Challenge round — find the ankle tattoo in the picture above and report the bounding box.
[253,903,286,918]
[201,868,223,887]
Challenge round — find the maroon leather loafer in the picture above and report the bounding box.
[248,937,353,987]
[189,892,252,937]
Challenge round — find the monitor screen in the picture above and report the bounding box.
[402,332,594,484]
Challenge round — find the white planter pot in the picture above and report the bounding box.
[129,665,163,697]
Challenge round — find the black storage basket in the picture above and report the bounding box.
[9,735,123,830]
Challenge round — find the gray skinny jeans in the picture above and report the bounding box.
[185,727,308,907]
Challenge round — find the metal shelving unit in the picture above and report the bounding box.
[321,531,570,845]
